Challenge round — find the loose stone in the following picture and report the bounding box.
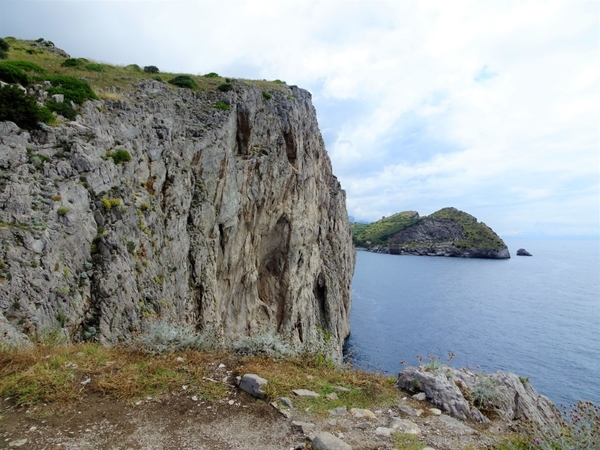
[238,374,268,399]
[311,431,352,450]
[292,389,320,398]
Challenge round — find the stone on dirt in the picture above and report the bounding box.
[238,374,267,399]
[311,431,352,450]
[293,389,320,398]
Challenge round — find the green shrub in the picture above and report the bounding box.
[0,62,30,85]
[1,60,44,74]
[57,206,69,216]
[61,58,83,68]
[46,100,77,120]
[126,64,142,72]
[143,65,159,74]
[45,75,98,104]
[107,149,131,164]
[262,91,272,100]
[213,101,230,111]
[0,85,44,129]
[168,75,197,89]
[203,72,219,78]
[101,198,122,210]
[0,38,9,59]
[217,83,233,92]
[84,63,104,72]
[36,105,55,124]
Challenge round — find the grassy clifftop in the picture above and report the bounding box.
[0,37,293,129]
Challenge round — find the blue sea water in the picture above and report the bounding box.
[344,238,600,406]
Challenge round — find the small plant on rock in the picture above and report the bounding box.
[107,149,131,164]
[213,101,230,111]
[57,206,69,216]
[469,374,500,410]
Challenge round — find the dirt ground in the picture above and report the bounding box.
[0,385,516,450]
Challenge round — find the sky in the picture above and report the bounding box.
[1,0,599,237]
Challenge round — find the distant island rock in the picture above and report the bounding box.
[351,207,510,259]
[517,248,533,256]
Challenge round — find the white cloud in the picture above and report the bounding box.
[1,0,598,236]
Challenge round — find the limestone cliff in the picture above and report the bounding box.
[0,78,355,356]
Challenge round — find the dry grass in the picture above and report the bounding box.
[238,355,398,415]
[0,341,398,414]
[0,342,230,406]
[5,38,291,96]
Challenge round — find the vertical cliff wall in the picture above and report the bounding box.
[0,80,355,356]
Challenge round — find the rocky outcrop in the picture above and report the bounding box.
[0,79,355,357]
[516,248,532,256]
[397,365,559,430]
[354,208,509,259]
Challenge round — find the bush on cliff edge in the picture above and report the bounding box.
[0,85,49,129]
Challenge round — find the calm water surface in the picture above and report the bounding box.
[344,239,600,406]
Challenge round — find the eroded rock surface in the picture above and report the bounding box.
[0,80,355,357]
[397,365,559,430]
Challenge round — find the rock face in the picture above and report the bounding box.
[397,365,559,430]
[516,248,532,256]
[0,79,355,356]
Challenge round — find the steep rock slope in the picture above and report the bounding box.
[0,79,355,356]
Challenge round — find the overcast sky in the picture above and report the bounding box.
[1,0,598,237]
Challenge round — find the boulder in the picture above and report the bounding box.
[517,248,532,256]
[397,366,488,422]
[397,365,560,430]
[238,374,267,399]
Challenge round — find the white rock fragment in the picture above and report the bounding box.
[349,408,377,420]
[412,392,427,401]
[292,389,320,398]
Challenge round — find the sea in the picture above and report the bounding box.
[344,238,600,407]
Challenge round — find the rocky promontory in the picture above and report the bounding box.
[352,208,509,259]
[0,39,355,357]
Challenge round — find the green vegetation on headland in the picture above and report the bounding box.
[351,211,419,247]
[352,207,507,252]
[0,37,292,130]
[429,207,506,250]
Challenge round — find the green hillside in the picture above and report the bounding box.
[351,211,419,247]
[351,207,506,251]
[429,207,506,250]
